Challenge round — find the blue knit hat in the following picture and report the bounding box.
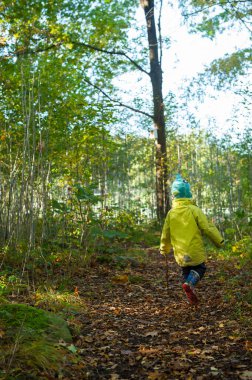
[171,174,192,198]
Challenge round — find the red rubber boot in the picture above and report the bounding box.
[182,283,198,305]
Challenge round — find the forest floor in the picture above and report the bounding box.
[2,248,252,380]
[58,249,252,380]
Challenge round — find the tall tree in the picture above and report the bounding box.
[140,0,169,221]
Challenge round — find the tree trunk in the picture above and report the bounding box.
[140,0,170,221]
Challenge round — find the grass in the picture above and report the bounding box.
[0,303,72,378]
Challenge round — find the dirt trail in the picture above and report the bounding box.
[66,251,252,380]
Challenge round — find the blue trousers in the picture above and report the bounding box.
[182,263,206,285]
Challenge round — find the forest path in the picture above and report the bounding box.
[68,250,252,380]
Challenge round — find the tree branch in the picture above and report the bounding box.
[182,0,251,18]
[0,42,63,60]
[181,4,218,17]
[83,77,154,120]
[2,38,150,77]
[220,3,252,33]
[70,40,150,76]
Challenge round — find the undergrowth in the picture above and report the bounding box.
[0,304,72,378]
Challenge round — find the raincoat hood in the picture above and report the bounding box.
[172,198,196,208]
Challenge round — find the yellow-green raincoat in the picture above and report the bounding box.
[160,199,224,267]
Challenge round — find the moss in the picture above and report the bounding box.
[0,303,72,343]
[128,274,145,284]
[0,303,73,376]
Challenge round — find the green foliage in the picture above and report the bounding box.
[97,247,147,269]
[73,183,101,204]
[0,304,72,342]
[0,273,27,296]
[0,304,72,376]
[34,288,86,315]
[52,199,70,214]
[179,0,251,38]
[178,0,251,84]
[0,124,251,276]
[210,49,251,78]
[128,274,145,284]
[231,236,252,261]
[102,229,129,239]
[205,49,252,87]
[0,0,250,285]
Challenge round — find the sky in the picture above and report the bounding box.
[162,2,250,137]
[114,2,251,139]
[163,3,249,88]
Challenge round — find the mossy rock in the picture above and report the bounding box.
[0,303,72,343]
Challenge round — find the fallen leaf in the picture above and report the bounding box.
[211,367,218,371]
[245,341,252,351]
[198,326,205,331]
[113,308,121,315]
[110,364,118,370]
[103,330,118,337]
[110,374,120,380]
[111,274,129,284]
[145,331,158,337]
[67,344,78,354]
[229,335,240,341]
[121,350,133,355]
[212,346,219,350]
[148,371,164,380]
[187,348,201,355]
[240,370,252,380]
[84,336,94,343]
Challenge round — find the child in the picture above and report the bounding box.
[160,174,224,305]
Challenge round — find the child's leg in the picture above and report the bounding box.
[182,263,206,305]
[181,266,191,281]
[185,263,206,287]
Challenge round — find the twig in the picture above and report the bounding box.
[83,77,154,120]
[164,253,169,292]
[5,314,27,378]
[70,41,150,76]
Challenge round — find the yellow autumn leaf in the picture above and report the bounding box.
[0,37,7,45]
[187,348,201,355]
[66,43,73,49]
[148,371,162,380]
[111,274,129,284]
[245,341,252,351]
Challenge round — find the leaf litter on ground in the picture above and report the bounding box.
[2,249,252,379]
